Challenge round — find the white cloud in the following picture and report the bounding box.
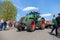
[41,13,51,17]
[23,7,38,11]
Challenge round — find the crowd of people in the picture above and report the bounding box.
[0,20,16,31]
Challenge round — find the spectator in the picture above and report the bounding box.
[13,21,16,27]
[50,15,57,36]
[3,20,7,30]
[9,21,13,27]
[56,13,60,36]
[0,19,4,30]
[6,21,9,28]
[0,20,2,31]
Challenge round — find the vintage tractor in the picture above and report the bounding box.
[16,11,45,32]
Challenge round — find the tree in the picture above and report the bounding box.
[0,0,17,21]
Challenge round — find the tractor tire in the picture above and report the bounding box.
[17,24,25,31]
[27,19,35,32]
[16,17,25,31]
[17,27,21,31]
[16,24,22,31]
[37,21,45,30]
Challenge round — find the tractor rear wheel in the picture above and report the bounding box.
[27,19,35,32]
[37,21,45,30]
[16,24,22,31]
[17,24,25,31]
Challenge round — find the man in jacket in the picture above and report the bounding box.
[56,13,60,36]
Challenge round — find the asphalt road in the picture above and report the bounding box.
[0,28,60,40]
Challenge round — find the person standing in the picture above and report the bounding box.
[50,15,57,36]
[3,20,7,30]
[0,20,2,31]
[6,21,9,28]
[0,19,4,30]
[56,13,60,36]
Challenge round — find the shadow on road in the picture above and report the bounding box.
[48,32,60,38]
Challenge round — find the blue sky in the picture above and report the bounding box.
[0,0,60,21]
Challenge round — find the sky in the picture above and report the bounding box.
[0,0,60,21]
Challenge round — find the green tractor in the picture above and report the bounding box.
[16,11,45,32]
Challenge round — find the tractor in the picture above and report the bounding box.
[16,11,45,32]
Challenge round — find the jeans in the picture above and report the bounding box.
[50,25,58,36]
[0,25,3,30]
[3,26,6,30]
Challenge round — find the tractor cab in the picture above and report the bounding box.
[28,11,40,18]
[26,11,40,21]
